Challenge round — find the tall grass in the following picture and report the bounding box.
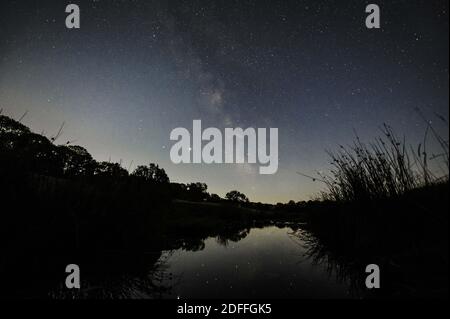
[314,120,449,202]
[296,116,449,297]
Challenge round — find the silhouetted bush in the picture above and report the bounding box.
[132,163,169,184]
[226,190,249,203]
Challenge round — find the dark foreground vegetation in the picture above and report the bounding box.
[299,119,449,298]
[0,113,448,298]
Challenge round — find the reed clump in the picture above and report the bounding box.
[318,122,448,203]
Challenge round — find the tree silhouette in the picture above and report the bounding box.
[0,115,30,136]
[132,163,169,184]
[94,161,129,178]
[225,190,249,203]
[0,117,63,175]
[186,182,209,201]
[59,145,96,177]
[209,193,222,202]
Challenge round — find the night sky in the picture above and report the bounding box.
[0,0,448,203]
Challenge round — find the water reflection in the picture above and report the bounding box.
[46,253,174,299]
[45,223,357,299]
[158,226,351,299]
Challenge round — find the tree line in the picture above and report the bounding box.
[0,114,252,204]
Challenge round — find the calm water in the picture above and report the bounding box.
[41,225,355,299]
[154,226,351,299]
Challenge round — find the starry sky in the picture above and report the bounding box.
[0,0,448,203]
